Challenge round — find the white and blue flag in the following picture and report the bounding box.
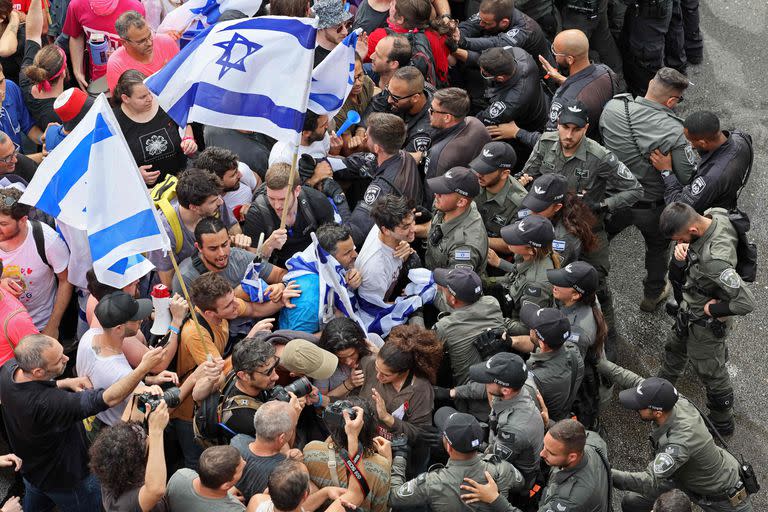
[308,30,358,117]
[20,95,170,289]
[146,16,317,143]
[158,0,263,43]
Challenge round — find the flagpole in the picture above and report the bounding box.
[168,248,211,357]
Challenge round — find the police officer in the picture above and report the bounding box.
[470,142,527,254]
[561,0,623,77]
[468,353,545,493]
[621,0,674,95]
[652,111,753,214]
[423,167,489,275]
[657,203,755,435]
[475,47,549,157]
[388,407,525,511]
[522,99,643,356]
[433,268,505,389]
[460,419,612,512]
[599,360,753,511]
[386,66,434,155]
[510,303,584,423]
[600,67,696,312]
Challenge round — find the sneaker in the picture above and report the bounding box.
[640,282,672,312]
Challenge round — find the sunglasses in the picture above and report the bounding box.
[428,107,453,116]
[253,356,280,376]
[386,86,420,103]
[335,20,352,33]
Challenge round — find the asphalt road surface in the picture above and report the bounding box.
[0,0,766,508]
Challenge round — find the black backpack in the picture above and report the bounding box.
[193,371,262,447]
[727,132,757,282]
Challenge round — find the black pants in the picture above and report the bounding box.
[621,0,673,95]
[664,0,687,72]
[606,204,671,298]
[681,0,703,62]
[561,0,623,74]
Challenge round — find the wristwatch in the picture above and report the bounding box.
[660,169,672,178]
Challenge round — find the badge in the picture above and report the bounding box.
[505,28,519,42]
[492,214,507,226]
[719,268,741,289]
[652,452,676,476]
[526,286,541,297]
[556,503,567,512]
[691,176,706,195]
[364,184,381,205]
[575,168,589,179]
[685,144,696,165]
[568,333,580,344]
[413,135,432,152]
[455,264,473,270]
[552,239,566,252]
[489,101,507,118]
[494,443,512,460]
[549,102,563,123]
[397,481,415,497]
[455,249,471,261]
[617,162,633,180]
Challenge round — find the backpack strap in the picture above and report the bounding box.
[297,189,319,234]
[157,199,184,255]
[734,132,753,202]
[30,220,52,270]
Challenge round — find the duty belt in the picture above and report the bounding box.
[688,483,744,503]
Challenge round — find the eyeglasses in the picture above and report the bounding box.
[252,356,280,376]
[428,107,453,116]
[550,43,568,58]
[125,33,153,46]
[386,86,420,103]
[0,193,16,207]
[0,143,19,164]
[335,21,352,33]
[672,95,685,103]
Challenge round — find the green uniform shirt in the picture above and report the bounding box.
[475,176,528,238]
[528,342,584,422]
[425,202,489,273]
[521,131,644,213]
[600,94,696,202]
[681,208,755,321]
[503,257,555,334]
[598,359,744,497]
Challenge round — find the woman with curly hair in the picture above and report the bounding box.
[316,317,373,397]
[88,401,169,512]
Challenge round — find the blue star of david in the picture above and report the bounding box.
[189,0,221,25]
[213,33,262,80]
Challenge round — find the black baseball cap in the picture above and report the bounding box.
[468,352,528,389]
[95,291,153,329]
[558,99,590,127]
[500,214,554,248]
[427,167,480,198]
[433,267,482,304]
[469,142,517,175]
[521,174,568,212]
[433,406,484,453]
[547,261,599,296]
[619,377,679,411]
[520,303,571,349]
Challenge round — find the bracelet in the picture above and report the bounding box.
[168,325,180,335]
[181,136,195,142]
[313,392,324,407]
[343,381,352,391]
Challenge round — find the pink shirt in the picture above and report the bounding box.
[62,0,146,81]
[0,287,39,366]
[106,33,179,92]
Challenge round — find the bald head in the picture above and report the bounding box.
[554,29,589,59]
[15,334,58,372]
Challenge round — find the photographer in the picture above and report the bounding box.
[89,401,170,512]
[302,398,391,512]
[315,318,373,398]
[0,334,165,511]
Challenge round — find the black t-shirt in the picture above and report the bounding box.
[0,23,25,85]
[314,46,332,67]
[352,0,389,34]
[243,186,336,268]
[220,380,268,437]
[0,360,108,491]
[7,153,37,182]
[19,40,61,129]
[114,106,187,183]
[230,434,286,501]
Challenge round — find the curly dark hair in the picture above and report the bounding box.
[89,422,147,497]
[555,192,599,254]
[328,396,379,457]
[379,325,443,384]
[319,317,371,361]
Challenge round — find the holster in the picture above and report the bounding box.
[673,310,689,339]
[707,318,727,339]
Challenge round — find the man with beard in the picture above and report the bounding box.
[363,35,412,118]
[269,110,342,184]
[195,146,260,221]
[385,66,434,156]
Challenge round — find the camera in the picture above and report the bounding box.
[268,377,313,403]
[136,386,181,413]
[323,400,358,431]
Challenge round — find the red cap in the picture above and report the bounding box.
[54,88,88,122]
[151,284,170,299]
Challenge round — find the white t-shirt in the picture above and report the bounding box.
[356,225,403,304]
[268,133,331,167]
[223,162,259,218]
[0,221,70,329]
[76,327,135,426]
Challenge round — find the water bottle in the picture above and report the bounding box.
[89,34,109,66]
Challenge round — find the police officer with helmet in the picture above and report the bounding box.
[599,359,753,511]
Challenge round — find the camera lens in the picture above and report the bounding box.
[162,387,181,408]
[284,377,312,398]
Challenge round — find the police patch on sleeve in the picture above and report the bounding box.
[397,480,415,497]
[455,249,472,261]
[652,452,676,476]
[413,135,432,152]
[363,184,381,205]
[489,101,507,119]
[719,268,741,289]
[691,176,706,196]
[685,144,696,165]
[552,239,566,252]
[617,162,633,180]
[526,286,542,297]
[504,28,519,43]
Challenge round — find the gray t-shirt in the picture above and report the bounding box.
[103,487,168,512]
[166,468,245,511]
[352,0,389,34]
[171,248,257,294]
[230,435,286,501]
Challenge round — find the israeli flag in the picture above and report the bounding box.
[20,95,170,288]
[308,30,358,117]
[146,17,317,143]
[158,0,263,40]
[240,260,271,303]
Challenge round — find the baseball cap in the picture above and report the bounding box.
[427,167,480,198]
[619,377,679,411]
[468,352,528,389]
[433,267,482,304]
[500,215,554,248]
[95,291,153,329]
[433,407,484,453]
[547,261,599,296]
[521,174,568,212]
[520,303,571,349]
[280,339,338,379]
[469,142,517,175]
[557,99,590,127]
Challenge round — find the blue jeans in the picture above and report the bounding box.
[23,474,101,512]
